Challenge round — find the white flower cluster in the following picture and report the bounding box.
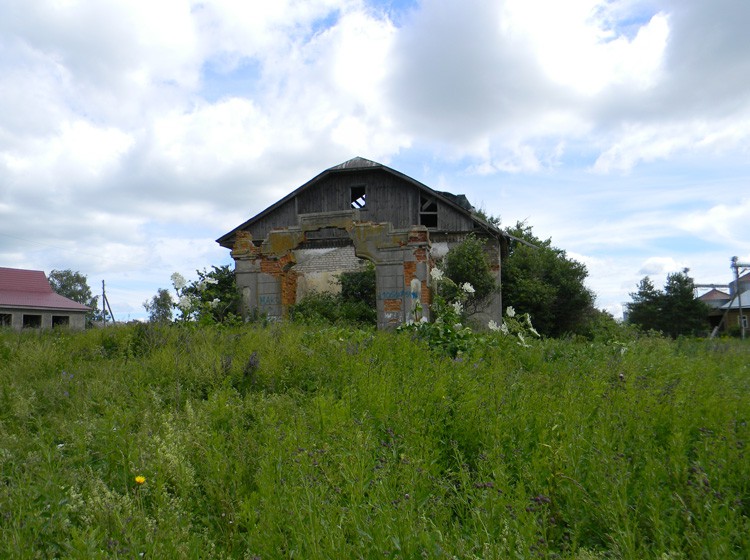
[171,272,187,291]
[178,295,194,311]
[488,320,510,334]
[488,306,538,345]
[198,277,219,291]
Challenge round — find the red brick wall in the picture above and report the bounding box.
[403,261,416,285]
[260,253,295,275]
[281,271,298,307]
[384,299,402,312]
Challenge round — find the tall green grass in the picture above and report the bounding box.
[0,325,748,558]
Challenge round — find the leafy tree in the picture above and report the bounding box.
[627,269,709,338]
[626,277,662,331]
[473,206,502,227]
[48,269,103,324]
[501,222,596,337]
[180,265,241,324]
[143,288,173,324]
[442,234,498,314]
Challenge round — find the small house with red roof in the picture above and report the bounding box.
[0,267,90,330]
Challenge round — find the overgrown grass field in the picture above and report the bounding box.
[0,325,748,558]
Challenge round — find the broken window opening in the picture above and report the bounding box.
[52,315,70,328]
[351,186,366,209]
[419,195,438,228]
[23,314,42,328]
[0,313,11,327]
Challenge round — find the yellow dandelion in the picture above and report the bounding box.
[135,475,146,485]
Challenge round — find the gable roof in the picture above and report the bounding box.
[217,156,505,248]
[0,267,90,311]
[698,288,730,301]
[698,288,731,310]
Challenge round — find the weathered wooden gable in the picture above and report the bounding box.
[222,165,479,246]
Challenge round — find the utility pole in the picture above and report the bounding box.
[731,257,749,340]
[101,280,116,326]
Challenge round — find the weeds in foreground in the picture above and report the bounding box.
[0,325,747,558]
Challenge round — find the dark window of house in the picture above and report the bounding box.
[419,195,438,228]
[0,313,11,327]
[52,315,70,328]
[23,314,42,328]
[351,186,366,209]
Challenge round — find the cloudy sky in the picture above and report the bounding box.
[2,0,749,320]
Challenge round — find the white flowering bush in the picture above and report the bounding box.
[401,266,540,356]
[441,234,498,314]
[398,267,478,357]
[169,266,241,325]
[488,306,541,347]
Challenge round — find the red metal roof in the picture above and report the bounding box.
[0,267,90,311]
[698,288,730,301]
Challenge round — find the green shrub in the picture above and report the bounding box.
[288,291,337,324]
[442,234,498,312]
[290,265,377,326]
[340,264,376,309]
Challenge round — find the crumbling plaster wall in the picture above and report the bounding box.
[293,246,366,300]
[231,211,433,329]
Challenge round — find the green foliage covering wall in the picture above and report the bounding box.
[442,234,498,312]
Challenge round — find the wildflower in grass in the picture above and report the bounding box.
[461,282,475,294]
[135,475,146,485]
[430,268,444,282]
[500,322,509,335]
[488,320,500,331]
[451,301,463,314]
[506,306,516,318]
